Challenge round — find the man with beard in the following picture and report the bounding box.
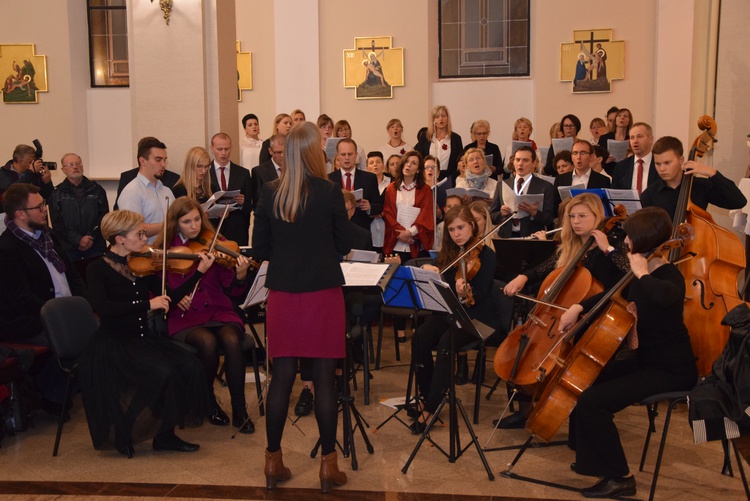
[0,183,86,415]
[116,137,174,243]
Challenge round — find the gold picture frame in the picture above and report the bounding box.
[343,36,404,100]
[560,29,624,94]
[0,44,48,104]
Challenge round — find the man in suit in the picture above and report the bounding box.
[554,140,611,211]
[251,134,284,210]
[114,166,179,210]
[329,138,382,231]
[209,132,252,246]
[489,146,554,238]
[611,122,659,193]
[0,183,86,413]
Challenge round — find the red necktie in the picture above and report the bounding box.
[636,159,644,194]
[516,177,523,194]
[345,172,352,191]
[220,166,227,191]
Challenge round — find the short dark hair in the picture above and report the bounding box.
[592,144,609,160]
[606,106,619,116]
[623,206,673,254]
[242,113,259,128]
[515,145,536,163]
[367,151,384,161]
[336,137,358,153]
[137,137,167,163]
[552,150,573,167]
[3,183,40,217]
[13,145,35,162]
[652,136,684,157]
[560,114,582,135]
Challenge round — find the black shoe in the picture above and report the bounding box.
[208,394,230,426]
[570,462,576,472]
[294,387,313,417]
[152,431,200,452]
[492,411,526,429]
[455,354,469,386]
[409,420,426,435]
[116,444,134,458]
[232,405,255,434]
[581,476,636,498]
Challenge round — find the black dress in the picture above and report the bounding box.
[78,255,209,451]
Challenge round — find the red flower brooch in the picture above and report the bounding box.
[400,148,406,155]
[441,143,448,151]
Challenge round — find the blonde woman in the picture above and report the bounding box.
[172,147,213,204]
[382,118,412,158]
[504,118,538,176]
[463,119,503,178]
[415,105,463,180]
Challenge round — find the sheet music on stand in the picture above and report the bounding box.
[340,262,397,291]
[381,266,450,313]
[431,280,494,342]
[241,261,269,309]
[570,188,641,216]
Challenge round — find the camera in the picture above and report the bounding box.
[32,139,56,170]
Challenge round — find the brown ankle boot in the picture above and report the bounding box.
[319,450,347,493]
[264,448,291,489]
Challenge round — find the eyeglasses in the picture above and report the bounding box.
[424,165,437,171]
[196,164,210,170]
[126,230,148,239]
[562,124,577,129]
[63,162,83,168]
[571,151,591,156]
[20,202,47,212]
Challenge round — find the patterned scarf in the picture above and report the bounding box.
[465,168,491,190]
[5,215,66,273]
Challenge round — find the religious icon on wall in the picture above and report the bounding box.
[343,36,404,100]
[236,41,253,102]
[0,44,48,104]
[560,29,624,93]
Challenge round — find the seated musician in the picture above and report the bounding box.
[558,206,698,499]
[410,205,500,433]
[80,210,208,457]
[153,197,255,434]
[500,193,629,429]
[640,135,746,217]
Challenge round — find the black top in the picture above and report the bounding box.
[208,161,253,246]
[442,245,500,328]
[640,172,747,220]
[48,176,110,258]
[329,169,383,231]
[252,176,354,292]
[170,183,209,204]
[415,132,464,180]
[463,141,504,179]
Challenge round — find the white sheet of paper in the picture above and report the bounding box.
[501,182,517,212]
[325,137,342,161]
[552,137,574,153]
[605,189,642,215]
[351,188,364,201]
[396,204,421,229]
[558,183,585,201]
[516,194,544,219]
[241,261,269,308]
[512,141,532,155]
[536,174,555,186]
[340,262,390,286]
[206,203,238,218]
[485,154,493,167]
[217,189,241,203]
[607,140,630,162]
[408,266,449,313]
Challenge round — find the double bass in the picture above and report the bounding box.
[670,116,746,376]
[493,205,627,394]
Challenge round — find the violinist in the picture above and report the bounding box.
[153,197,255,434]
[80,210,208,457]
[172,147,213,204]
[559,207,697,499]
[500,193,629,429]
[410,205,500,433]
[640,136,746,218]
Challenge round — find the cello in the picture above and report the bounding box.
[493,205,627,394]
[525,226,693,442]
[670,116,746,376]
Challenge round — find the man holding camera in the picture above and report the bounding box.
[1,144,53,205]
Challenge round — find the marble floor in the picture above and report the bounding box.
[0,329,748,501]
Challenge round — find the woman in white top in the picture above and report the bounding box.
[415,105,464,180]
[240,113,263,170]
[381,118,412,158]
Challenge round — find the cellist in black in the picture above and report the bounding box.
[558,206,698,499]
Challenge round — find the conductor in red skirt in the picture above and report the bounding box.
[252,121,355,493]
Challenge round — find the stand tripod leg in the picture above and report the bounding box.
[374,345,420,433]
[455,398,495,480]
[402,396,448,474]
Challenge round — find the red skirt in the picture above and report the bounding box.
[266,287,346,359]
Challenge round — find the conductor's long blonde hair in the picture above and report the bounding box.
[273,121,328,223]
[556,193,605,269]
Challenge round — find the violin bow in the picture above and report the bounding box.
[182,204,231,316]
[161,197,170,320]
[440,211,517,274]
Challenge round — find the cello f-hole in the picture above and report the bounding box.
[545,317,558,339]
[692,279,715,310]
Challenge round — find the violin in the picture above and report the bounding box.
[188,229,261,271]
[457,240,483,307]
[127,246,204,276]
[525,224,694,442]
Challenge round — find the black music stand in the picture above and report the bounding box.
[401,280,495,480]
[310,263,398,470]
[374,266,445,434]
[494,238,557,283]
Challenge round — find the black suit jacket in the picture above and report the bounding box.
[611,156,659,191]
[114,168,180,210]
[553,169,611,213]
[251,160,279,210]
[489,175,555,237]
[209,161,253,246]
[258,138,272,165]
[0,229,86,341]
[252,176,354,292]
[329,169,383,231]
